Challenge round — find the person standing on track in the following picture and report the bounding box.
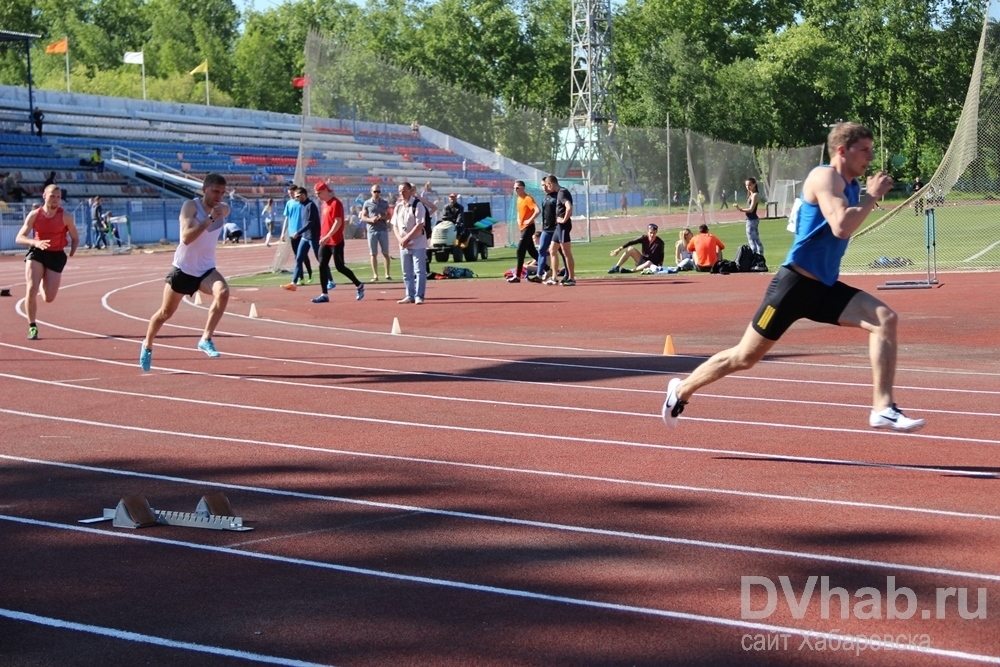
[279,185,314,285]
[15,184,79,340]
[281,187,321,291]
[508,181,539,283]
[139,173,231,371]
[311,181,364,303]
[661,122,925,433]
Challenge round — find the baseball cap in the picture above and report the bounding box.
[647,223,658,231]
[448,193,457,198]
[313,181,330,193]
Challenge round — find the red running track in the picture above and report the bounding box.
[1,245,999,666]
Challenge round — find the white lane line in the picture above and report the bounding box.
[11,334,1000,419]
[214,277,1000,379]
[964,239,1000,262]
[5,338,999,422]
[2,415,998,523]
[3,372,998,479]
[103,289,1000,392]
[7,453,1000,580]
[7,324,1000,435]
[0,608,332,667]
[3,517,998,665]
[13,279,1000,393]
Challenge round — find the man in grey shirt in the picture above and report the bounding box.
[361,184,392,282]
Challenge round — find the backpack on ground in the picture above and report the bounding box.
[750,252,769,272]
[734,245,754,272]
[442,266,475,278]
[711,259,740,275]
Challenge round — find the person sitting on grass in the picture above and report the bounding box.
[689,223,725,272]
[608,223,665,273]
[675,227,695,270]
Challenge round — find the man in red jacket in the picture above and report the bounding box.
[313,181,364,303]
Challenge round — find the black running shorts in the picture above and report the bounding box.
[750,266,860,341]
[25,247,68,273]
[554,221,572,244]
[166,266,216,296]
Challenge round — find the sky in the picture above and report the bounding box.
[241,0,291,14]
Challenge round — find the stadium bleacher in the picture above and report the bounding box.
[1,84,542,249]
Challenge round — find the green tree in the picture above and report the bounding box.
[755,21,852,147]
[145,0,238,89]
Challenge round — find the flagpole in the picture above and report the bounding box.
[64,36,70,92]
[141,56,146,100]
[205,68,210,106]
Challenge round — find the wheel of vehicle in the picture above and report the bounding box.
[479,245,488,260]
[435,251,450,263]
[463,239,478,262]
[452,247,463,263]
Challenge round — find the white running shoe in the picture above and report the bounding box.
[870,403,925,432]
[661,378,686,428]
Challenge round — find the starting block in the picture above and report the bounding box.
[79,492,253,531]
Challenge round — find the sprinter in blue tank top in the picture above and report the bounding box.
[661,122,925,432]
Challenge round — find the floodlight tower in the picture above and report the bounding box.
[564,0,632,187]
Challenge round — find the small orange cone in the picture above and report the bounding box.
[663,335,675,356]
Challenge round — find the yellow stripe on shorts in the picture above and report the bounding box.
[757,305,776,330]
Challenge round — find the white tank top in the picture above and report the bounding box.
[173,198,224,276]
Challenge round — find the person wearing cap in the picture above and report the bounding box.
[441,193,463,223]
[608,223,665,274]
[311,182,364,303]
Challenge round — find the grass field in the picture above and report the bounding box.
[229,201,999,287]
[845,201,1000,271]
[229,218,795,287]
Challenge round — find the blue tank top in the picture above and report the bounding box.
[783,168,860,286]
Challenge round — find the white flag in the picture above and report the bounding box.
[123,51,144,65]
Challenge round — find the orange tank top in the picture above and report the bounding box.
[33,206,69,252]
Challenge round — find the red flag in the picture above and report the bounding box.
[292,76,310,88]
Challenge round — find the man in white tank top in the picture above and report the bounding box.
[139,173,231,371]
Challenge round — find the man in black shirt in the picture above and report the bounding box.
[282,186,321,291]
[91,196,107,249]
[533,174,576,285]
[441,193,463,222]
[608,223,666,273]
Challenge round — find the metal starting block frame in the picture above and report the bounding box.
[79,492,253,531]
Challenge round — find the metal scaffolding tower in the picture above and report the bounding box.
[565,0,632,187]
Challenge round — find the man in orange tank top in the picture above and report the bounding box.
[15,184,79,340]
